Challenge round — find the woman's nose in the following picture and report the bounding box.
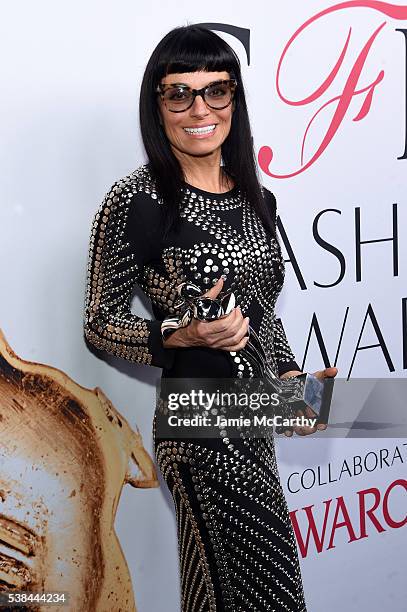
[190,94,210,117]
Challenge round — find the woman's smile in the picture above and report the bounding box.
[183,124,217,137]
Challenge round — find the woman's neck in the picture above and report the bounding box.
[173,148,234,194]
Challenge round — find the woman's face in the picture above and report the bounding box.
[157,70,234,159]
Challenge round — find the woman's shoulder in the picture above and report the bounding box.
[260,185,277,220]
[95,164,164,236]
[103,164,164,220]
[107,163,162,204]
[260,184,276,203]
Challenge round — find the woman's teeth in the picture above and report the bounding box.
[183,125,216,135]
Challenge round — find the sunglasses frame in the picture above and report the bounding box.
[156,79,237,113]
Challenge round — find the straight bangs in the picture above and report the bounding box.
[154,27,239,83]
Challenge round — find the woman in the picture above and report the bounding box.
[84,25,336,612]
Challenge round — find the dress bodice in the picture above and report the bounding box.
[84,164,299,377]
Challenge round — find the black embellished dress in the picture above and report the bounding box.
[84,164,307,612]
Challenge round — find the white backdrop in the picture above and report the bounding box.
[0,1,406,610]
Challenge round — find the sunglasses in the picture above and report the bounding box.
[156,79,237,113]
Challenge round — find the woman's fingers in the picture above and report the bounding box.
[222,335,250,352]
[215,317,250,348]
[197,307,249,349]
[203,276,224,300]
[313,366,338,380]
[294,424,316,436]
[303,404,326,431]
[308,367,337,432]
[216,308,247,340]
[304,406,318,420]
[293,408,318,436]
[189,309,248,350]
[293,409,307,435]
[194,308,236,339]
[208,306,245,335]
[279,405,323,437]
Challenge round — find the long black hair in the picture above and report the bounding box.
[139,25,274,236]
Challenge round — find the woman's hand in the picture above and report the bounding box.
[280,366,338,437]
[163,277,250,351]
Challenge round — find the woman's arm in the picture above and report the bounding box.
[83,176,175,369]
[272,316,302,377]
[262,187,302,378]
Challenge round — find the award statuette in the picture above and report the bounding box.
[161,282,334,425]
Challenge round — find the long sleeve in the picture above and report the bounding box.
[83,177,175,369]
[263,187,301,376]
[272,316,301,376]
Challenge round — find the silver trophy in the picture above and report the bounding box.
[161,282,332,422]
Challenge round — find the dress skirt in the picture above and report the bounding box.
[153,348,307,612]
